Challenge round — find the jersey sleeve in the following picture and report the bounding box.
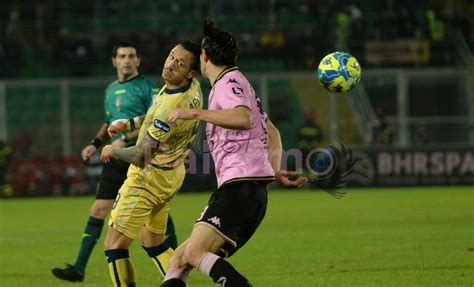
[146,98,187,143]
[214,80,252,110]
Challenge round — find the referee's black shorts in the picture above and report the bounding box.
[96,159,130,200]
[195,180,269,257]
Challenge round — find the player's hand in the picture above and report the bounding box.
[101,144,119,163]
[168,108,196,126]
[81,145,97,162]
[275,170,307,188]
[108,119,128,137]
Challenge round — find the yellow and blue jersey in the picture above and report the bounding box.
[131,78,203,173]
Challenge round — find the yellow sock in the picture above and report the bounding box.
[105,249,136,286]
[142,244,174,278]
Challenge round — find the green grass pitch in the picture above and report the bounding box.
[0,186,473,286]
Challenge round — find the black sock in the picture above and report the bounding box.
[74,216,104,273]
[161,278,186,287]
[164,216,178,249]
[209,258,252,286]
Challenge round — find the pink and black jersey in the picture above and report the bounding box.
[206,67,275,187]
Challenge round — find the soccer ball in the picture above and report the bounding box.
[317,52,361,96]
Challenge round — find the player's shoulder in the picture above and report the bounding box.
[105,80,120,94]
[106,79,119,89]
[188,78,202,94]
[218,69,249,88]
[140,75,158,87]
[130,74,156,88]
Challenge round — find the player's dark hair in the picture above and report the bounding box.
[179,40,201,72]
[112,41,139,58]
[202,19,238,66]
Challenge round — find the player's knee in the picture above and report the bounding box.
[168,253,186,269]
[103,234,114,250]
[183,244,204,267]
[90,201,112,219]
[139,233,164,247]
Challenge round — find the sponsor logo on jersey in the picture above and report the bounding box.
[153,119,170,133]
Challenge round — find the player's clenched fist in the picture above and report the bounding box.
[81,145,97,162]
[101,145,118,163]
[168,108,196,126]
[108,119,128,137]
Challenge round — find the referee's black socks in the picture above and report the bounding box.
[74,216,104,273]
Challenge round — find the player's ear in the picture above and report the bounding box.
[201,49,209,63]
[111,57,117,68]
[187,69,197,80]
[136,55,141,67]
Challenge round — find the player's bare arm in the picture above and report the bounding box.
[266,119,307,188]
[111,129,140,148]
[82,123,111,161]
[101,133,157,166]
[168,106,252,130]
[108,115,147,137]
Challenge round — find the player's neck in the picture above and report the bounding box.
[208,66,227,86]
[166,79,191,90]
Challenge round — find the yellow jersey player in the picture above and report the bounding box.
[99,40,203,286]
[51,41,177,283]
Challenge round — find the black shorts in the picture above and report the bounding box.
[195,180,269,257]
[96,159,130,200]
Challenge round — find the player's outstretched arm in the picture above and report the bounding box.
[111,129,141,148]
[101,133,158,166]
[108,115,146,137]
[168,106,252,130]
[266,119,307,188]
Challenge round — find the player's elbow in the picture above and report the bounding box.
[241,116,253,130]
[239,108,253,130]
[130,146,146,167]
[130,153,145,167]
[266,120,280,139]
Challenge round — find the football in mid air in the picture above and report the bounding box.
[317,52,361,96]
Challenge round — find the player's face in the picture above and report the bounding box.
[162,45,196,88]
[112,47,140,79]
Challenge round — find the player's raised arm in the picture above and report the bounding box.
[82,122,111,161]
[168,106,252,130]
[266,119,307,188]
[108,114,147,137]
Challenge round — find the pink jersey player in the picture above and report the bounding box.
[206,67,275,187]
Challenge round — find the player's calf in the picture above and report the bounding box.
[197,252,252,287]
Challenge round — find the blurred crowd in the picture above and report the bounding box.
[0,0,472,78]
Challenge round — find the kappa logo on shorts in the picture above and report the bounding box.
[208,216,221,228]
[153,119,170,133]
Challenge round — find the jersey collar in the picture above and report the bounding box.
[119,73,141,84]
[164,81,192,95]
[213,66,238,86]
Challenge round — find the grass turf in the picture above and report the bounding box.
[0,186,472,286]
